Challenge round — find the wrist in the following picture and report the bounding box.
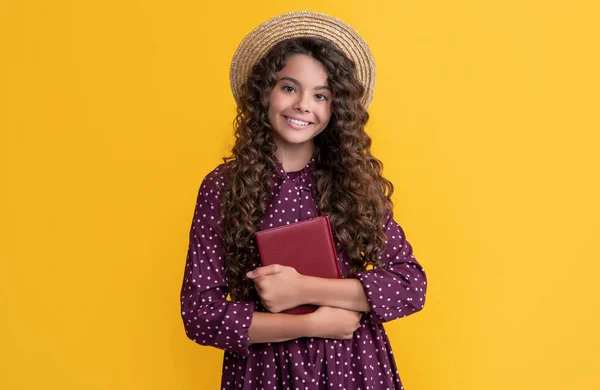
[300,275,322,306]
[297,274,313,305]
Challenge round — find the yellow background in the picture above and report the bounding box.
[1,0,599,389]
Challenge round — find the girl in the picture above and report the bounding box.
[180,11,427,390]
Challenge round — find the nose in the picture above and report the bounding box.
[293,93,311,113]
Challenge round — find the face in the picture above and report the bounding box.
[267,54,333,156]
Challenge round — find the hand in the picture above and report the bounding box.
[307,306,362,340]
[247,264,305,313]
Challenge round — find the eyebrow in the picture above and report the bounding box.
[278,76,331,91]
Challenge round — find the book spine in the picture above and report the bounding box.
[323,215,342,278]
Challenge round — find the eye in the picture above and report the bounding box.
[282,85,296,93]
[315,94,328,101]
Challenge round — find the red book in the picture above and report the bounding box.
[255,215,341,315]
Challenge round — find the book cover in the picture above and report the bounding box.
[255,215,341,314]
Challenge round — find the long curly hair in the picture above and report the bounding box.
[221,37,394,302]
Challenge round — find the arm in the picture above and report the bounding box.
[247,265,369,313]
[303,277,370,312]
[249,312,312,343]
[180,167,256,356]
[249,307,361,343]
[354,210,427,323]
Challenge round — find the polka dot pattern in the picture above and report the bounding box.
[180,158,427,389]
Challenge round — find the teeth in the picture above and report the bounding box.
[286,117,310,126]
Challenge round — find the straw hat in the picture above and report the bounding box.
[229,11,376,108]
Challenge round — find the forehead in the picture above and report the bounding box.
[277,54,329,85]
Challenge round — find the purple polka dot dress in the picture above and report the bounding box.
[180,157,427,389]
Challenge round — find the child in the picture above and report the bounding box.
[180,11,427,389]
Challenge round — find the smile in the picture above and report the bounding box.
[284,116,312,127]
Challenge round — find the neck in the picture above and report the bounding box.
[274,143,315,172]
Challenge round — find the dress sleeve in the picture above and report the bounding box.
[180,166,256,356]
[355,211,427,324]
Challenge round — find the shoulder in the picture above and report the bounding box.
[201,162,229,190]
[196,162,231,205]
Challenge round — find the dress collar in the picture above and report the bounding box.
[272,152,317,182]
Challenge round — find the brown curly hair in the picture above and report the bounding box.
[221,37,394,302]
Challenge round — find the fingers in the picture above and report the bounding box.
[246,264,282,279]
